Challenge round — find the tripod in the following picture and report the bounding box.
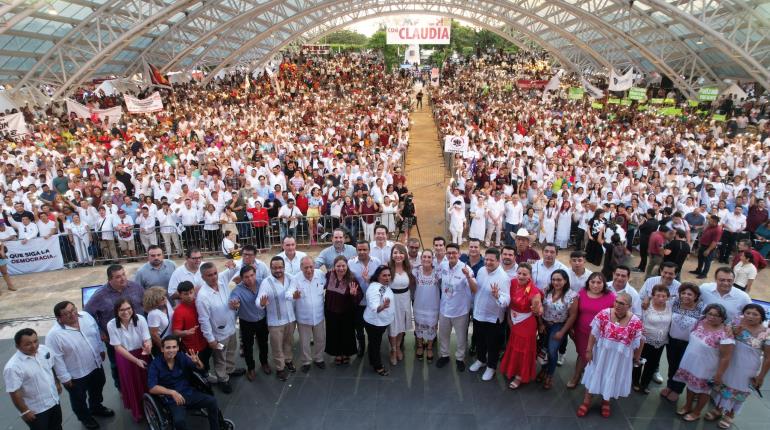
[395,216,423,247]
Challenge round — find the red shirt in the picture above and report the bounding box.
[648,231,666,256]
[246,207,269,227]
[699,225,723,247]
[515,247,541,265]
[732,249,767,271]
[172,301,208,352]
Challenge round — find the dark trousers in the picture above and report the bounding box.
[364,322,388,370]
[65,367,106,421]
[666,337,689,393]
[503,223,519,246]
[240,317,269,370]
[626,227,637,252]
[168,390,220,430]
[26,404,62,430]
[354,306,366,351]
[696,244,715,275]
[473,319,504,369]
[719,231,737,262]
[574,228,585,251]
[637,237,650,270]
[632,343,665,389]
[253,226,268,249]
[198,347,213,372]
[104,343,119,389]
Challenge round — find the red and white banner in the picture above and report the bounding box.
[66,99,123,125]
[430,67,440,87]
[516,79,549,89]
[124,92,164,113]
[386,17,451,45]
[0,112,29,141]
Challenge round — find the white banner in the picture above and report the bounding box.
[404,44,420,65]
[387,17,451,44]
[66,99,123,125]
[608,68,635,92]
[124,92,164,113]
[430,67,440,87]
[581,77,605,99]
[0,112,29,141]
[6,236,64,275]
[443,135,468,153]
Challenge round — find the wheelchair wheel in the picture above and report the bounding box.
[143,393,170,430]
[222,418,235,430]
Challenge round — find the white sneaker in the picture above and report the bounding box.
[653,372,663,384]
[469,360,485,372]
[556,354,565,366]
[482,368,495,381]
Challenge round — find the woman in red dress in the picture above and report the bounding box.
[499,263,543,389]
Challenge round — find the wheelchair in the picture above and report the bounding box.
[143,371,235,429]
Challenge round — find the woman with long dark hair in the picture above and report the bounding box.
[324,256,363,365]
[585,209,606,266]
[107,299,151,421]
[363,265,395,376]
[538,269,577,389]
[387,243,416,365]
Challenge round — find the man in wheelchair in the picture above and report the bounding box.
[147,336,221,430]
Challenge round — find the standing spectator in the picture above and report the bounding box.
[65,213,93,266]
[144,287,174,355]
[388,244,416,366]
[84,264,145,387]
[276,236,307,279]
[195,260,241,393]
[314,228,356,271]
[660,283,704,402]
[499,263,542,389]
[106,299,151,422]
[732,251,757,292]
[229,265,271,380]
[287,257,327,372]
[663,229,691,279]
[447,202,466,245]
[673,304,734,422]
[46,301,112,430]
[635,209,659,272]
[135,206,157,252]
[731,239,767,271]
[4,328,62,430]
[632,285,673,393]
[258,257,297,381]
[171,281,211,371]
[707,304,770,429]
[644,226,672,280]
[363,265,395,376]
[567,273,615,388]
[167,247,203,301]
[157,202,183,257]
[349,240,381,357]
[719,206,746,263]
[133,245,176,290]
[538,269,577,389]
[577,293,643,418]
[246,200,269,249]
[415,89,423,109]
[320,256,362,367]
[699,267,752,321]
[113,209,136,259]
[689,215,723,279]
[413,249,440,362]
[436,243,476,371]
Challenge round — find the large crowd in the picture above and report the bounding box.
[3,51,770,430]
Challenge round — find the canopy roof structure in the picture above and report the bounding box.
[1,0,769,99]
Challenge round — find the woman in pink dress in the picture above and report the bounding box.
[567,272,615,388]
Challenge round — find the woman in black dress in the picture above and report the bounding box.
[324,255,363,365]
[585,209,606,266]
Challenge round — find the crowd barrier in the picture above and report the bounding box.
[8,213,419,274]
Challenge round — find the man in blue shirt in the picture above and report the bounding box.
[315,228,357,270]
[147,336,220,430]
[229,264,271,380]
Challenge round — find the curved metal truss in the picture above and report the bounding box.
[2,0,769,99]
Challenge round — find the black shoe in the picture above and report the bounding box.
[219,381,233,394]
[91,407,115,417]
[688,270,701,275]
[301,364,311,373]
[436,356,450,368]
[285,361,296,373]
[314,361,326,369]
[456,360,466,372]
[229,368,246,377]
[696,274,707,279]
[81,417,100,429]
[277,369,289,381]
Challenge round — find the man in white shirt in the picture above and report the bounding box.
[700,267,752,320]
[46,301,113,429]
[531,243,568,292]
[277,198,301,240]
[287,257,328,372]
[718,206,747,263]
[113,209,135,258]
[135,206,158,251]
[567,251,592,293]
[276,236,307,279]
[3,328,62,430]
[607,266,641,316]
[8,214,38,243]
[436,243,477,371]
[349,241,381,356]
[485,191,505,247]
[469,248,511,381]
[370,225,394,263]
[195,260,242,393]
[639,262,681,300]
[157,202,183,257]
[95,206,117,261]
[503,194,524,246]
[175,198,201,250]
[258,256,297,381]
[500,245,518,277]
[167,247,203,300]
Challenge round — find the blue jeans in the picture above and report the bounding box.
[503,223,518,246]
[545,322,565,375]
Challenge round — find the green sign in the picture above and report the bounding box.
[663,98,676,104]
[650,98,664,104]
[628,87,647,101]
[638,105,648,111]
[698,87,719,101]
[591,102,604,109]
[607,113,616,120]
[712,114,727,121]
[660,107,682,116]
[608,98,621,105]
[568,87,584,100]
[688,100,700,107]
[620,99,633,106]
